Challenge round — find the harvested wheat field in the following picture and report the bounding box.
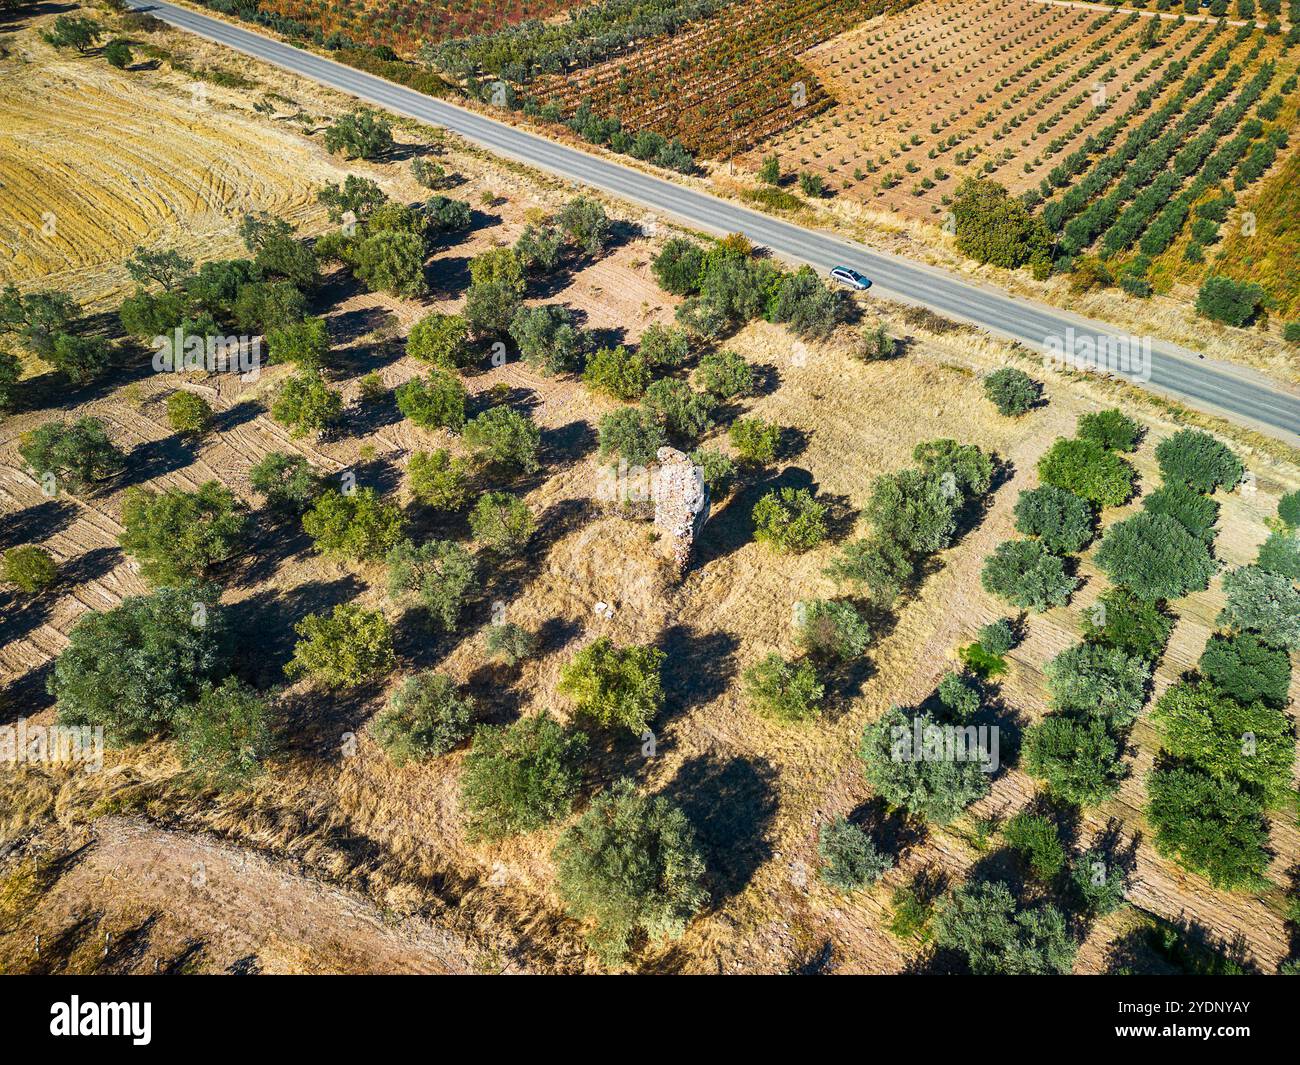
[0,30,345,305]
[1,3,1298,982]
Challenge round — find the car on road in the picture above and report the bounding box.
[829,266,872,290]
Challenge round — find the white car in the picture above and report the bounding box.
[830,266,872,291]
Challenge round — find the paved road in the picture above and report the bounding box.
[133,0,1300,442]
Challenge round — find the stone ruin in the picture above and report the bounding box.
[653,446,710,576]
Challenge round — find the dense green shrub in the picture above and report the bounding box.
[818,817,893,892]
[385,538,478,632]
[583,344,650,400]
[936,671,981,722]
[651,238,705,295]
[865,469,959,556]
[1081,586,1175,662]
[47,333,113,385]
[1024,715,1125,806]
[767,265,841,339]
[1155,429,1242,492]
[1278,490,1300,527]
[407,449,470,511]
[1141,481,1219,542]
[119,482,249,586]
[396,370,467,432]
[752,487,828,552]
[460,713,587,840]
[165,391,213,435]
[823,536,914,605]
[1195,275,1265,327]
[175,677,272,788]
[1069,848,1128,917]
[1256,530,1300,579]
[372,672,475,763]
[638,323,690,370]
[642,379,714,444]
[1003,812,1066,880]
[1095,512,1215,602]
[1037,437,1135,507]
[271,372,343,437]
[407,312,473,369]
[598,407,667,467]
[1147,767,1270,890]
[976,618,1018,657]
[1044,642,1151,729]
[1199,632,1291,708]
[302,487,404,562]
[694,349,755,399]
[463,406,540,473]
[469,492,535,554]
[728,416,780,464]
[267,316,331,370]
[1013,485,1095,554]
[743,654,824,722]
[324,108,394,160]
[51,584,230,743]
[795,599,870,660]
[286,604,394,687]
[951,178,1053,273]
[2,546,57,593]
[1218,564,1300,649]
[912,439,995,499]
[859,706,992,824]
[1152,680,1294,802]
[689,447,736,494]
[484,622,537,665]
[981,539,1077,611]
[249,452,322,514]
[1077,408,1140,451]
[18,417,124,491]
[511,304,586,375]
[934,881,1075,975]
[559,637,665,733]
[984,367,1042,416]
[552,778,706,965]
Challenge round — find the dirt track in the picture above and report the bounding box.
[3,816,502,974]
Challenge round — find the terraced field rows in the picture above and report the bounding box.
[0,59,336,304]
[530,0,923,157]
[749,2,1213,215]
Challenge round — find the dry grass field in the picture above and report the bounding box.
[1,5,1298,975]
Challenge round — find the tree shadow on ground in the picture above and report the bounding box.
[345,395,403,436]
[540,419,596,467]
[227,513,312,589]
[209,399,262,434]
[847,796,928,860]
[0,499,77,552]
[691,465,814,569]
[663,753,779,905]
[0,592,52,654]
[59,545,121,586]
[1106,914,1259,975]
[275,679,387,762]
[657,624,739,729]
[1,659,55,720]
[225,575,365,688]
[118,436,196,489]
[327,304,395,347]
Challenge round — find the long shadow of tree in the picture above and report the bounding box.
[663,753,779,905]
[224,574,365,688]
[0,499,77,552]
[657,624,739,729]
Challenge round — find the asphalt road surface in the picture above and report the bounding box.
[131,0,1300,442]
